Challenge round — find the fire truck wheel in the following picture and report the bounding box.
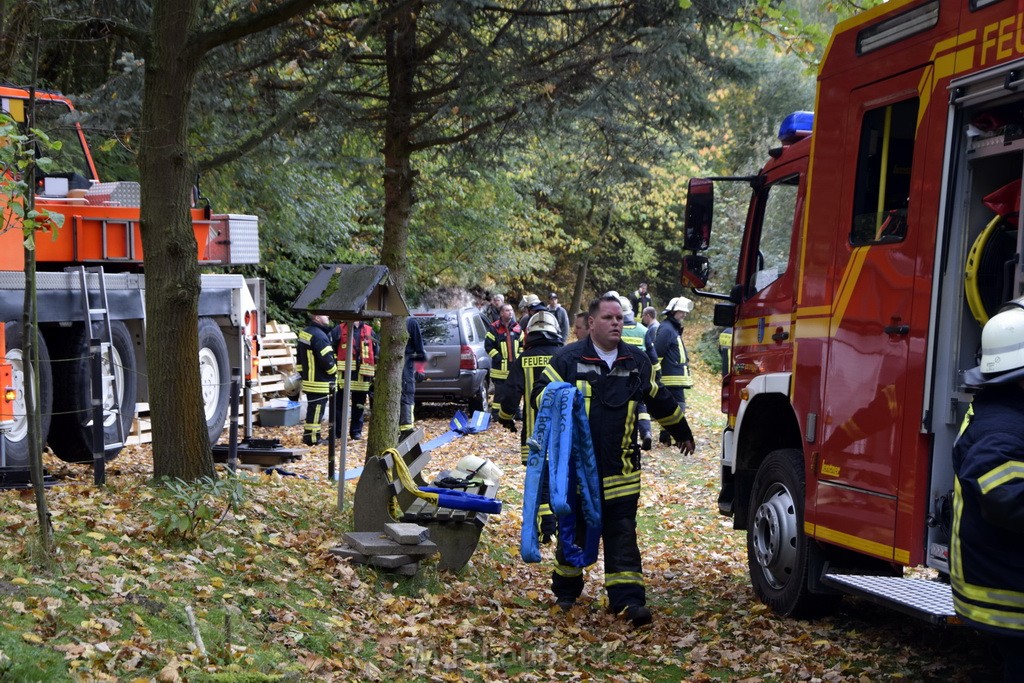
[48,321,137,464]
[747,448,838,618]
[198,318,230,446]
[1,321,54,469]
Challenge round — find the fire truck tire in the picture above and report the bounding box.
[1,321,54,469]
[198,318,230,446]
[747,448,839,618]
[48,321,137,463]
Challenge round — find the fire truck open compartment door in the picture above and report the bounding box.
[923,56,1024,572]
[814,67,931,563]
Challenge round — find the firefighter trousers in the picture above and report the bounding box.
[551,494,644,612]
[335,390,368,439]
[303,387,332,445]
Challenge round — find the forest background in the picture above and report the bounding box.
[2,0,880,322]
[1,0,886,479]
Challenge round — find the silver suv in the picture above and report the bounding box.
[412,308,492,412]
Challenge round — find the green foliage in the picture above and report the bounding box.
[151,474,246,544]
[0,113,66,248]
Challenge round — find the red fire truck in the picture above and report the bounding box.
[681,0,1024,622]
[0,86,264,483]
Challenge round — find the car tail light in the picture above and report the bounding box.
[459,345,477,370]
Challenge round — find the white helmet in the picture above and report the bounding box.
[527,310,560,336]
[664,296,694,314]
[965,298,1024,386]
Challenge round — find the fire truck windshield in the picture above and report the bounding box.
[32,99,92,183]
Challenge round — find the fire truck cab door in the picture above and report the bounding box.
[815,68,927,557]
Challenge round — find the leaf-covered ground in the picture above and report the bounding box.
[0,357,998,681]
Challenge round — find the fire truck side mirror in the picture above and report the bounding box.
[680,254,710,289]
[684,178,714,251]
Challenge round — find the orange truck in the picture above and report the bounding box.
[682,0,1024,622]
[0,86,264,482]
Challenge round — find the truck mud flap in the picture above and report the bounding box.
[821,573,957,624]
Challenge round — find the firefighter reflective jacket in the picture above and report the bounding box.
[486,318,522,380]
[334,322,377,392]
[654,316,693,392]
[297,321,337,395]
[498,335,562,463]
[532,338,693,501]
[951,382,1024,637]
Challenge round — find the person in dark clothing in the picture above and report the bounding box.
[296,313,337,446]
[483,293,504,325]
[498,311,564,542]
[486,303,522,415]
[628,283,654,318]
[654,297,694,445]
[954,301,1024,682]
[532,295,695,628]
[518,293,547,332]
[400,316,426,434]
[547,292,571,344]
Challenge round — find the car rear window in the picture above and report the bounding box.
[416,314,458,345]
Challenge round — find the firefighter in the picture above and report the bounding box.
[333,320,377,440]
[532,294,695,628]
[616,295,657,451]
[518,293,547,332]
[654,296,694,445]
[953,300,1024,679]
[485,303,522,415]
[628,282,654,318]
[497,311,564,541]
[296,313,337,446]
[400,316,426,435]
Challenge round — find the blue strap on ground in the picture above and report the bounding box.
[521,383,602,565]
[421,410,491,452]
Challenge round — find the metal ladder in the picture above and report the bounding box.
[73,265,125,451]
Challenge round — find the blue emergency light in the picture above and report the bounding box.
[778,111,814,143]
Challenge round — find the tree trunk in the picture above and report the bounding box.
[138,0,212,481]
[366,3,418,461]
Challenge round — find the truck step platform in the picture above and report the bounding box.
[822,573,957,625]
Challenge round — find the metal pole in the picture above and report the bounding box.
[228,368,240,473]
[327,390,336,481]
[338,323,355,511]
[90,338,105,486]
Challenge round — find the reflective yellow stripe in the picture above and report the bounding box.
[978,461,1024,495]
[604,484,641,500]
[605,571,643,587]
[319,346,332,356]
[662,375,689,386]
[554,563,584,577]
[603,472,641,487]
[620,400,637,474]
[303,381,332,393]
[658,407,683,427]
[953,595,1024,631]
